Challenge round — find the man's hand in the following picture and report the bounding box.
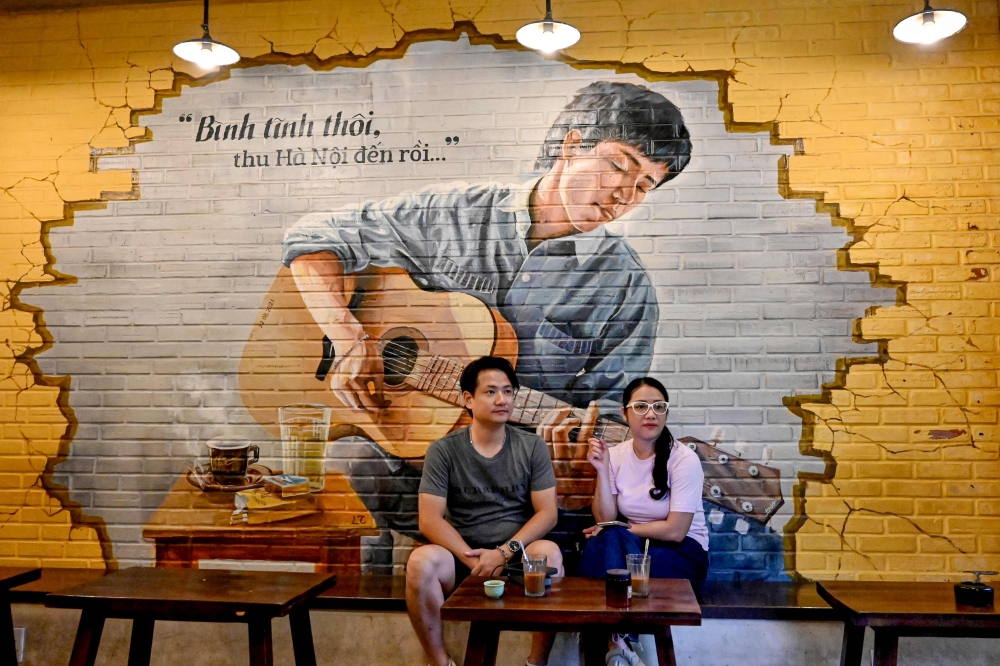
[537,402,599,458]
[330,335,389,412]
[289,252,389,414]
[465,547,507,577]
[537,402,600,511]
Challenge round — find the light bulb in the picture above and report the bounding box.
[173,37,240,70]
[893,6,967,44]
[173,0,240,70]
[515,19,580,53]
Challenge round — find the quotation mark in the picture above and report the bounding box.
[445,136,460,145]
[178,114,193,122]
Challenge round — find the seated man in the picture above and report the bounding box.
[406,356,564,666]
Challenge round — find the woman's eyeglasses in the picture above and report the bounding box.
[625,400,669,416]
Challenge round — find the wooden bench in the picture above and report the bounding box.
[10,570,837,622]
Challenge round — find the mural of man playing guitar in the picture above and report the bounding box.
[282,79,690,458]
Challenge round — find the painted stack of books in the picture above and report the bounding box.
[230,474,315,524]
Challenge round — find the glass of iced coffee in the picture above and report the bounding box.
[626,553,651,598]
[523,554,547,597]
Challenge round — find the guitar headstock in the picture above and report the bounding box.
[678,436,784,525]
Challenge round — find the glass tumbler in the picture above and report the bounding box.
[626,553,651,598]
[523,554,548,597]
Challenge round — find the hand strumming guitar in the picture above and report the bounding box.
[536,401,600,510]
[289,251,389,412]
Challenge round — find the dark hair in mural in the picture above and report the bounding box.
[622,376,673,501]
[535,81,692,183]
[460,356,520,395]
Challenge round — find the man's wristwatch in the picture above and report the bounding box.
[498,539,522,562]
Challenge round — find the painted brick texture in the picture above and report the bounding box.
[26,50,886,574]
[0,0,996,580]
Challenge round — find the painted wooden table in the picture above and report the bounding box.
[441,576,701,666]
[143,474,378,572]
[0,568,40,666]
[818,581,1000,666]
[46,567,336,666]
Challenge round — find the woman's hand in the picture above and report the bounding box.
[587,437,610,474]
[582,524,603,539]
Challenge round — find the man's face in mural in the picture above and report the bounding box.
[462,369,515,427]
[555,130,670,232]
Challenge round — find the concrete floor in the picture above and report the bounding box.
[12,605,1000,666]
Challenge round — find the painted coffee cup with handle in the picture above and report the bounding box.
[206,438,259,485]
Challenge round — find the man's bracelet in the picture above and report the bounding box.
[329,334,370,374]
[496,545,511,561]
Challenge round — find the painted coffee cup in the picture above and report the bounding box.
[206,438,259,485]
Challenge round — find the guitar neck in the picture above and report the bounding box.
[402,351,628,443]
[509,386,629,444]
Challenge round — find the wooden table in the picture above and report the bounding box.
[143,474,378,572]
[46,567,336,666]
[818,581,1000,666]
[441,576,701,666]
[0,568,40,666]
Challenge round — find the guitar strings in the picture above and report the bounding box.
[343,338,622,438]
[366,351,620,440]
[376,340,622,439]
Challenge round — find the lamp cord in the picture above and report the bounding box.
[202,0,210,33]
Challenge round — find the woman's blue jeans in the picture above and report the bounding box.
[577,526,709,595]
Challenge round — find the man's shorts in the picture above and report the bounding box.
[452,554,472,589]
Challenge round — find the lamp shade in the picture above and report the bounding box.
[516,19,580,53]
[893,7,967,44]
[173,34,241,69]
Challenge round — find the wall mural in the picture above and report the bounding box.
[30,35,893,580]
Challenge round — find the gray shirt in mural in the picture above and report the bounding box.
[282,179,658,411]
[418,424,557,548]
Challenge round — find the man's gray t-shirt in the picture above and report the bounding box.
[418,425,557,548]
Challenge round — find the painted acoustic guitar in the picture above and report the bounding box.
[239,267,784,524]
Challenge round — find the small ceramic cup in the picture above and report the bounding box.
[483,579,505,599]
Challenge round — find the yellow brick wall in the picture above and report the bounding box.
[0,0,997,578]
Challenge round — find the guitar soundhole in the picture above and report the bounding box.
[382,335,419,387]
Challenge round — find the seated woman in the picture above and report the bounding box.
[579,376,709,591]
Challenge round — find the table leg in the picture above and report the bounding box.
[872,629,899,666]
[654,627,677,666]
[0,595,21,666]
[68,610,106,666]
[838,621,865,666]
[0,594,16,666]
[127,616,155,666]
[462,622,500,666]
[289,607,317,666]
[248,616,274,666]
[579,629,609,666]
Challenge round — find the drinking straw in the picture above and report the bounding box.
[643,539,649,560]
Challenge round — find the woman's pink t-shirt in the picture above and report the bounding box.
[608,439,710,551]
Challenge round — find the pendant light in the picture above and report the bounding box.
[893,0,967,44]
[173,0,240,70]
[516,0,581,53]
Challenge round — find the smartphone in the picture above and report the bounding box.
[504,563,559,587]
[596,521,631,528]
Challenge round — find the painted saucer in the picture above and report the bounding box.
[185,462,274,492]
